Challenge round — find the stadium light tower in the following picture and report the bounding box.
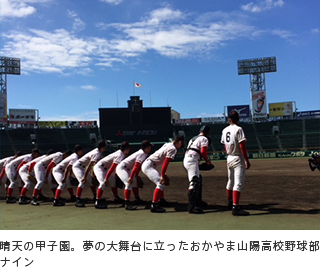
[237,57,277,120]
[0,57,21,124]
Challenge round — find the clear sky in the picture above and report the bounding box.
[1,0,319,121]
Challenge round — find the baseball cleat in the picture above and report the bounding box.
[150,203,166,213]
[124,201,137,210]
[75,198,85,208]
[95,199,108,209]
[228,200,233,210]
[188,206,205,214]
[6,196,17,204]
[19,196,31,205]
[53,199,65,207]
[232,205,250,216]
[69,195,77,202]
[31,199,40,206]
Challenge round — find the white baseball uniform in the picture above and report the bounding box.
[72,148,102,188]
[221,124,247,192]
[116,149,148,190]
[5,154,33,190]
[0,156,14,186]
[52,152,79,191]
[142,142,177,190]
[19,155,46,190]
[93,149,126,190]
[33,152,63,191]
[183,135,209,189]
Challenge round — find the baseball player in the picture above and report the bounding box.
[142,135,185,213]
[73,140,107,208]
[221,110,251,216]
[93,141,131,209]
[0,152,23,196]
[5,149,41,203]
[116,140,153,210]
[31,150,72,206]
[183,125,212,214]
[308,153,320,172]
[18,153,47,204]
[52,145,84,206]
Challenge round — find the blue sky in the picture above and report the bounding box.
[1,0,319,121]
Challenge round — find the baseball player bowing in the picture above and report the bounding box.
[142,135,185,213]
[52,145,84,206]
[31,150,72,206]
[183,125,212,214]
[5,149,41,203]
[116,140,153,210]
[221,110,251,216]
[72,140,106,208]
[0,151,22,197]
[18,153,48,204]
[93,141,131,209]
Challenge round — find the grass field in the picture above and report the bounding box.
[1,158,319,230]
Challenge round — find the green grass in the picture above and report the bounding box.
[1,201,319,230]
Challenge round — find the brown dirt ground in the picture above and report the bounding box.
[1,157,319,214]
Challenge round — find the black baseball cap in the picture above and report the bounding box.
[141,140,153,150]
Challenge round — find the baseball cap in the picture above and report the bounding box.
[141,140,153,150]
[199,125,211,135]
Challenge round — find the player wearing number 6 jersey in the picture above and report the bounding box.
[221,110,251,216]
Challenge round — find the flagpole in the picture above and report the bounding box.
[133,80,135,96]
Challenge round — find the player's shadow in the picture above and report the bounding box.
[243,203,320,216]
[173,203,320,215]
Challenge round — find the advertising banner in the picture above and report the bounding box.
[227,105,250,118]
[251,91,267,118]
[174,118,201,125]
[296,110,320,118]
[38,121,67,128]
[0,90,7,123]
[9,109,36,124]
[201,117,225,123]
[68,121,97,128]
[269,102,293,117]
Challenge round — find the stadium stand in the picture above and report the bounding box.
[1,119,319,158]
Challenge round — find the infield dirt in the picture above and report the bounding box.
[1,158,319,230]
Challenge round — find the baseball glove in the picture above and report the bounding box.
[136,176,144,189]
[199,162,215,171]
[115,174,124,189]
[69,177,79,187]
[27,174,37,184]
[161,175,170,186]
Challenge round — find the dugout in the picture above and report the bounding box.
[99,96,174,151]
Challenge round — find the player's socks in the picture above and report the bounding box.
[33,188,40,198]
[152,188,162,203]
[55,189,62,199]
[18,187,23,193]
[96,188,103,199]
[20,187,28,197]
[124,189,131,201]
[76,187,83,198]
[226,189,233,201]
[7,187,13,197]
[233,190,241,205]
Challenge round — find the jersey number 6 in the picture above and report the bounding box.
[226,132,231,142]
